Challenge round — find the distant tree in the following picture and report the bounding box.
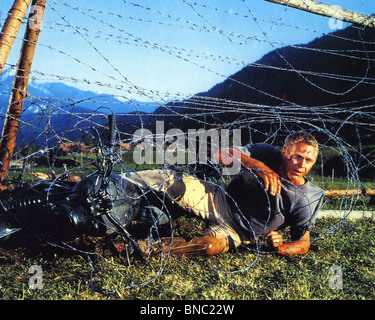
[80,132,95,147]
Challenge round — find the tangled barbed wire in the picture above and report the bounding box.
[0,0,374,292]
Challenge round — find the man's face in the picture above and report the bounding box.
[281,142,318,184]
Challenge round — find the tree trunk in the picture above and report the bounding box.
[0,0,47,185]
[265,0,375,28]
[0,0,33,76]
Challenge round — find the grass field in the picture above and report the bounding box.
[0,218,373,300]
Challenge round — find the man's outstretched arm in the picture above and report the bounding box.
[266,230,310,255]
[214,148,281,196]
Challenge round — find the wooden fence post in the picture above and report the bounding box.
[264,0,375,29]
[0,0,33,76]
[0,0,47,187]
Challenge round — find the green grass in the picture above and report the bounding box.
[0,218,374,300]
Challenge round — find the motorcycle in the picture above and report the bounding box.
[0,115,150,258]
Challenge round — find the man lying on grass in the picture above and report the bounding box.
[120,131,324,257]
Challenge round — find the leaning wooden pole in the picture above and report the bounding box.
[264,0,375,29]
[0,0,33,76]
[0,0,47,186]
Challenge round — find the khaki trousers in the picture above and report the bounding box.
[120,169,246,249]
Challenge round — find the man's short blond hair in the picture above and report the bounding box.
[283,131,319,153]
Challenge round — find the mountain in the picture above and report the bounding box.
[0,70,157,145]
[153,24,375,144]
[0,71,158,115]
[202,25,375,107]
[1,24,374,147]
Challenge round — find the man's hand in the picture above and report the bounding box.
[266,231,311,255]
[265,231,284,249]
[254,162,281,196]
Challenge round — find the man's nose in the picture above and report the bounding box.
[296,158,306,168]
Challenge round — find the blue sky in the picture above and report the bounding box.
[1,0,375,102]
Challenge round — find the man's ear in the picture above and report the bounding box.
[281,147,287,159]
